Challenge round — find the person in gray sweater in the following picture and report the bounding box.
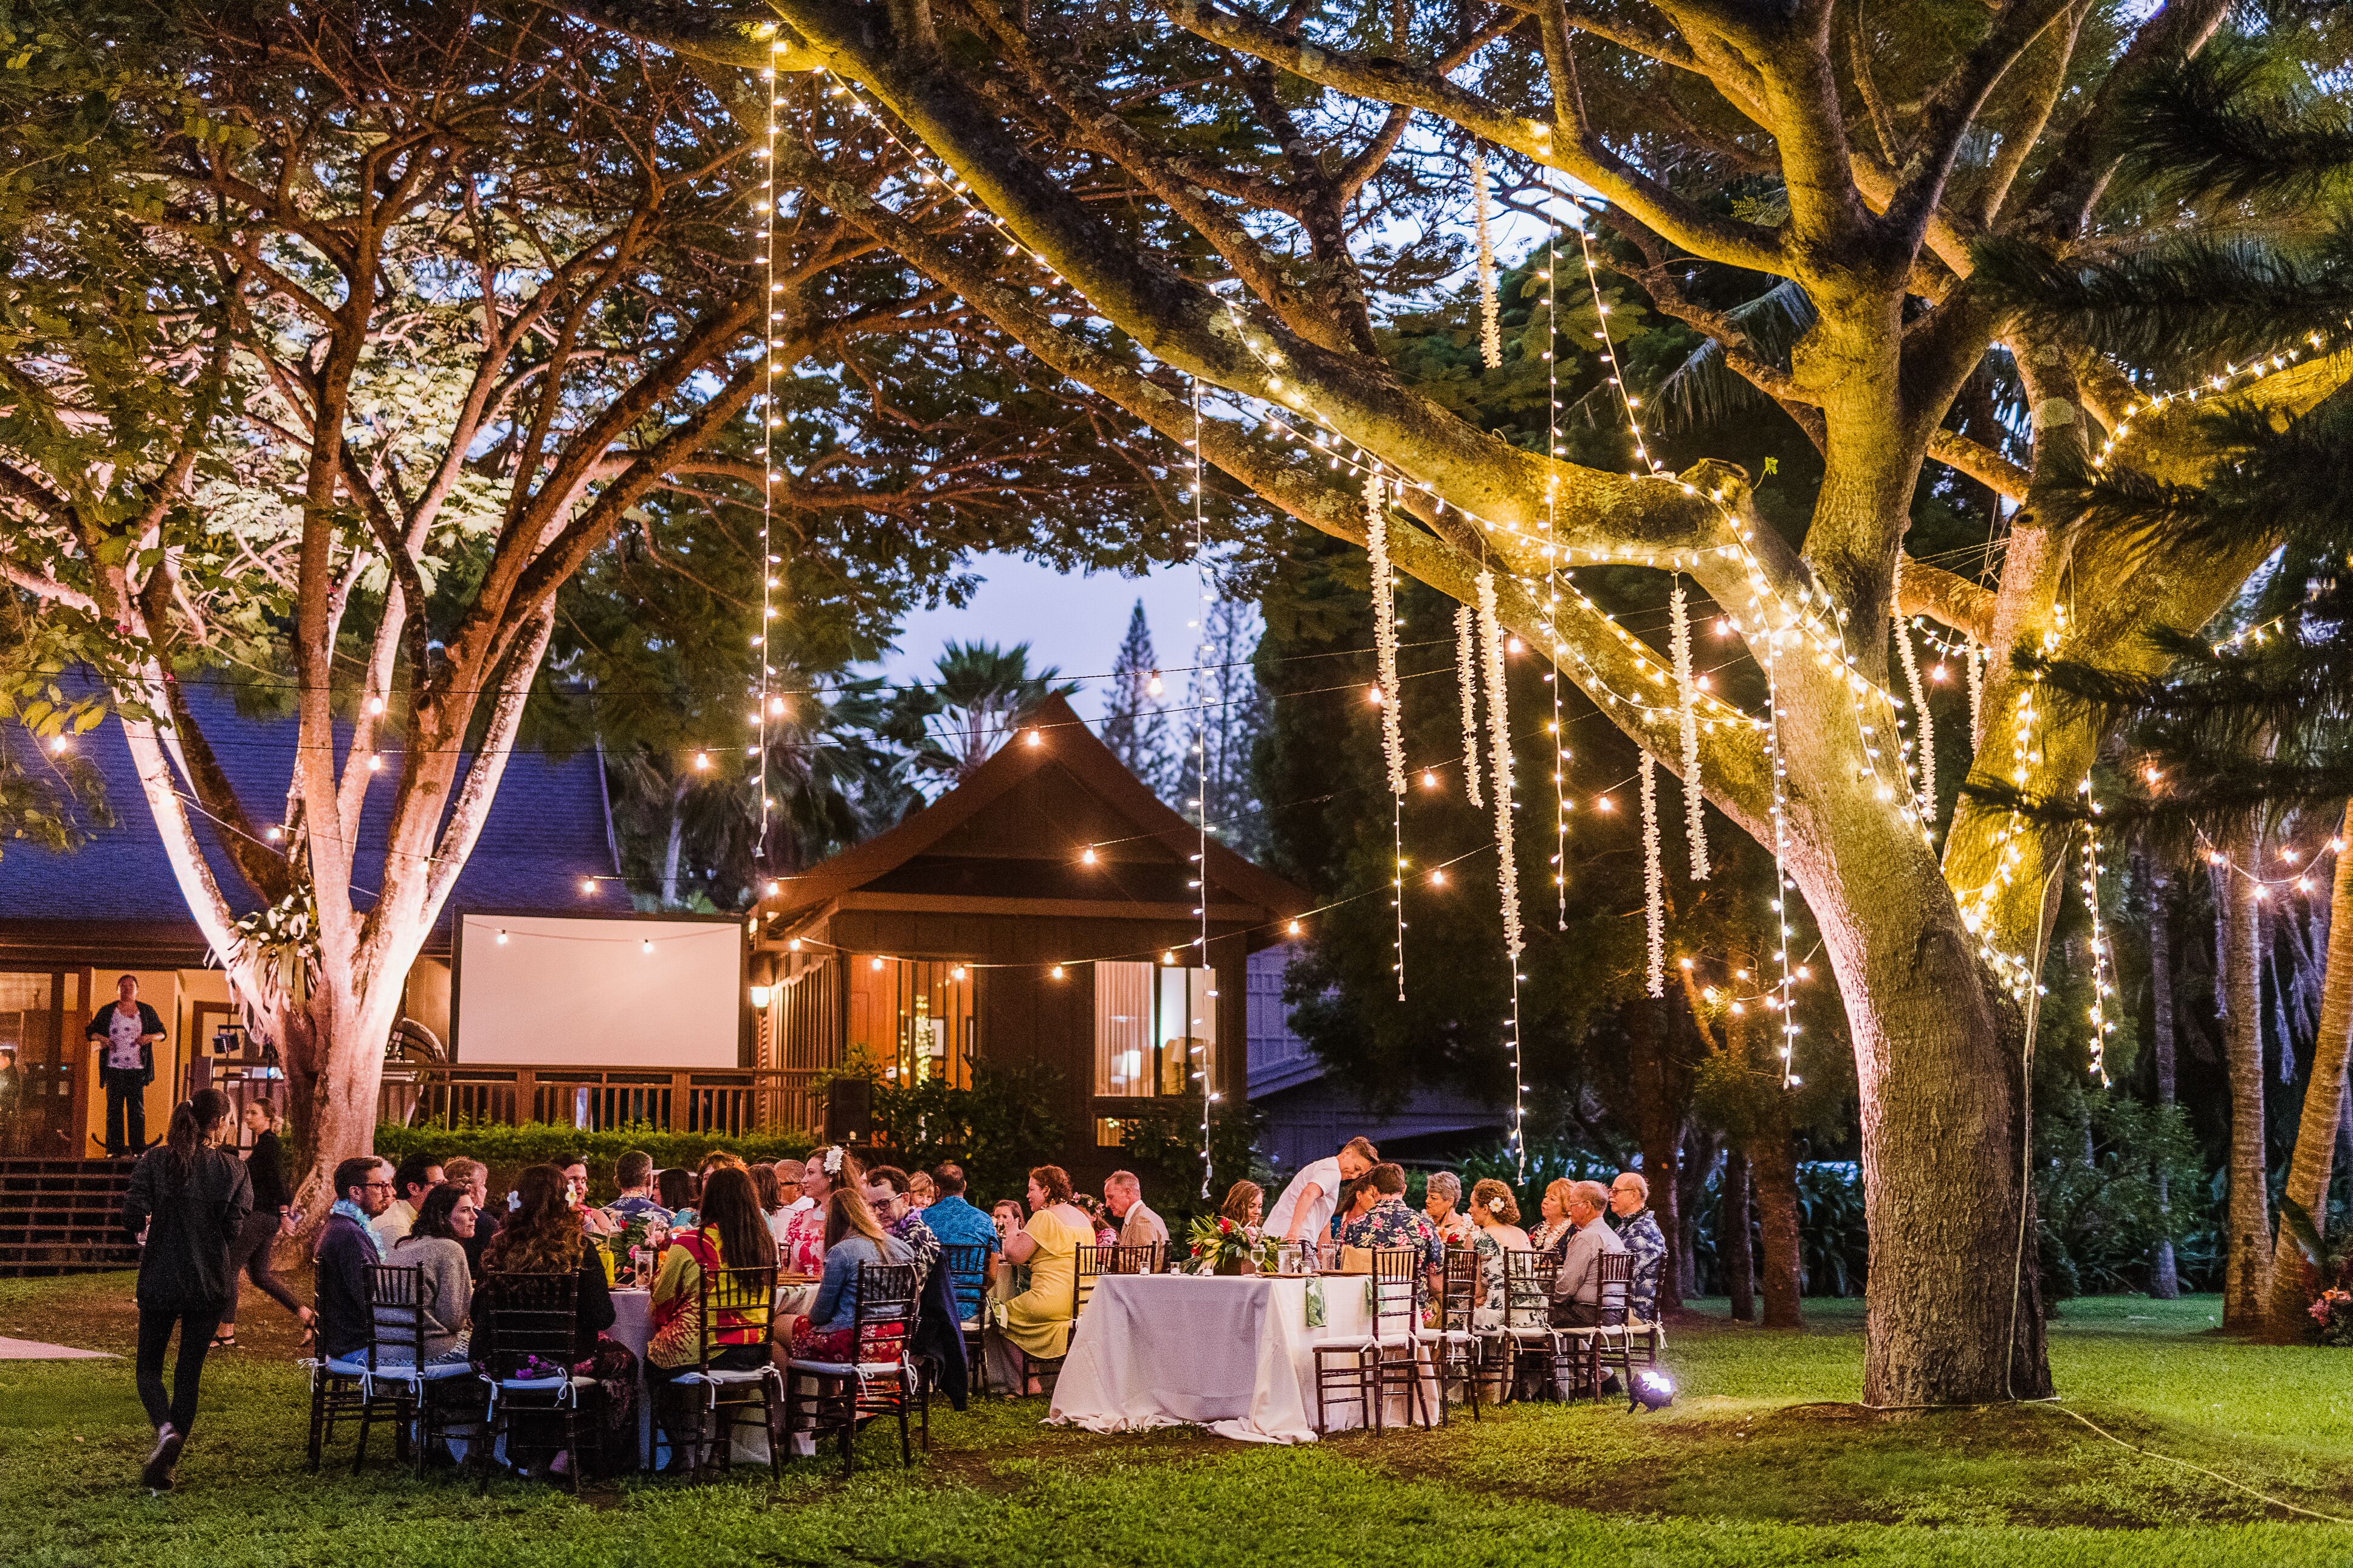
[383,1183,478,1363]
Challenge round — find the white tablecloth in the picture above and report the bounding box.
[609,1283,817,1467]
[1046,1273,1432,1443]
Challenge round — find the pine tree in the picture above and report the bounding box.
[1183,598,1270,859]
[1101,599,1175,799]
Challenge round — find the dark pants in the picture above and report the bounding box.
[136,1304,223,1436]
[218,1208,303,1326]
[103,1071,146,1155]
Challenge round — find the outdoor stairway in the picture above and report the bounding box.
[0,1159,138,1277]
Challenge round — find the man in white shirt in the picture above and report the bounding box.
[373,1153,441,1247]
[1104,1171,1169,1253]
[1267,1136,1377,1250]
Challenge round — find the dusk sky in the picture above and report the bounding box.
[865,553,1211,724]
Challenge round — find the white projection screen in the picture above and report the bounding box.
[453,914,744,1067]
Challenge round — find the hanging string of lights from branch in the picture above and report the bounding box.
[1187,376,1218,1199]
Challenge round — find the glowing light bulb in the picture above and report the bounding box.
[496,930,509,945]
[1081,846,1097,864]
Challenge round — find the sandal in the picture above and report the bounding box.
[209,1333,238,1351]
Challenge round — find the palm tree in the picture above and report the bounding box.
[885,640,1077,790]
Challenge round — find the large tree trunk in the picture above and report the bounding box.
[2222,816,2272,1327]
[2264,801,2353,1338]
[281,973,406,1234]
[1751,1125,1805,1330]
[2146,858,2180,1299]
[1722,1146,1757,1323]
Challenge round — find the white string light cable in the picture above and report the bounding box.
[1184,378,1220,1197]
[1541,178,1570,928]
[1455,605,1485,807]
[1641,750,1666,996]
[752,53,788,859]
[1367,468,1410,1001]
[1473,148,1501,371]
[2075,775,2117,1084]
[1671,578,1709,878]
[1761,631,1802,1087]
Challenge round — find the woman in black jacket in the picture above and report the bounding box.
[211,1098,314,1349]
[121,1089,251,1491]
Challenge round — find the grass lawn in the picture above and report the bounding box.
[4,1272,2351,1566]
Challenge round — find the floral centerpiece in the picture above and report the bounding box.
[1187,1213,1276,1276]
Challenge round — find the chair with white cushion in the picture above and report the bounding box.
[668,1260,783,1481]
[1417,1246,1482,1424]
[1311,1247,1428,1436]
[354,1262,476,1477]
[783,1261,918,1474]
[475,1269,599,1493]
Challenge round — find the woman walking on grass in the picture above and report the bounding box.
[121,1088,250,1491]
[210,1098,314,1351]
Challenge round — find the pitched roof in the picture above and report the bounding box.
[0,680,623,948]
[760,693,1304,934]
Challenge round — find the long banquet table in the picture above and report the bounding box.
[1045,1272,1435,1443]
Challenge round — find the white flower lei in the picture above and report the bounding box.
[1456,605,1484,809]
[1366,470,1406,797]
[1475,569,1521,956]
[1474,150,1502,371]
[1641,751,1665,997]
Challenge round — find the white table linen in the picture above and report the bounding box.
[1046,1273,1433,1443]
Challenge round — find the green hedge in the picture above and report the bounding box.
[374,1121,816,1203]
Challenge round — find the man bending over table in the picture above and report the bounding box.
[1266,1136,1376,1259]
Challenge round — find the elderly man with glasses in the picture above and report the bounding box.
[1607,1171,1669,1326]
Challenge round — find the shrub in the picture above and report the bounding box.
[373,1121,815,1203]
[867,1060,1068,1208]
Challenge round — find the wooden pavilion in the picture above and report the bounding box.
[751,694,1307,1185]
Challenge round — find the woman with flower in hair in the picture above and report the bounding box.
[780,1145,858,1276]
[1466,1179,1531,1315]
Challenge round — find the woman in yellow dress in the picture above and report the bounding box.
[985,1163,1092,1394]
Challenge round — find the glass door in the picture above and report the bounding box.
[0,970,73,1157]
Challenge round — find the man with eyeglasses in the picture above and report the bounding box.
[1607,1171,1668,1327]
[314,1156,394,1360]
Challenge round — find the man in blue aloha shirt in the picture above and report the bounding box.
[1341,1162,1444,1305]
[1608,1170,1669,1324]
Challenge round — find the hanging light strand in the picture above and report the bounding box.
[752,52,787,858]
[2076,775,2117,1086]
[1891,553,1937,824]
[1189,377,1217,1197]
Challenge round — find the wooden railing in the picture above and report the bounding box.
[199,1061,829,1138]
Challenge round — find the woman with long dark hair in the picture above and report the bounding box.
[644,1165,777,1464]
[474,1165,631,1480]
[121,1089,250,1490]
[785,1185,909,1362]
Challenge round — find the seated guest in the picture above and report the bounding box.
[473,1165,633,1480]
[989,1199,1025,1244]
[1527,1179,1576,1270]
[1550,1180,1627,1330]
[315,1157,394,1360]
[559,1155,618,1238]
[657,1168,697,1225]
[774,1159,812,1216]
[1220,1180,1263,1230]
[1466,1178,1531,1316]
[1071,1193,1118,1246]
[443,1159,500,1279]
[1608,1171,1668,1324]
[374,1152,442,1247]
[645,1166,772,1462]
[984,1166,1090,1394]
[605,1152,673,1228]
[1104,1171,1169,1252]
[750,1162,792,1248]
[1423,1171,1477,1248]
[861,1166,939,1289]
[918,1163,998,1324]
[1339,1163,1444,1302]
[385,1182,476,1364]
[781,1145,856,1276]
[1332,1176,1376,1243]
[907,1170,936,1208]
[784,1186,910,1363]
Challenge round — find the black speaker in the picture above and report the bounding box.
[825,1076,872,1144]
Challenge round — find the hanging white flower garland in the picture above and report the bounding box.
[1456,605,1485,808]
[1641,751,1666,997]
[1966,642,1986,752]
[1365,471,1406,799]
[1669,581,1709,880]
[1475,570,1521,956]
[1473,151,1502,371]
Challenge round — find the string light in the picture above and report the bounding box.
[1190,377,1216,1197]
[1761,634,1800,1085]
[1541,194,1570,929]
[2077,775,2115,1084]
[1455,605,1484,808]
[1891,552,1937,824]
[752,47,787,872]
[1477,566,1528,1171]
